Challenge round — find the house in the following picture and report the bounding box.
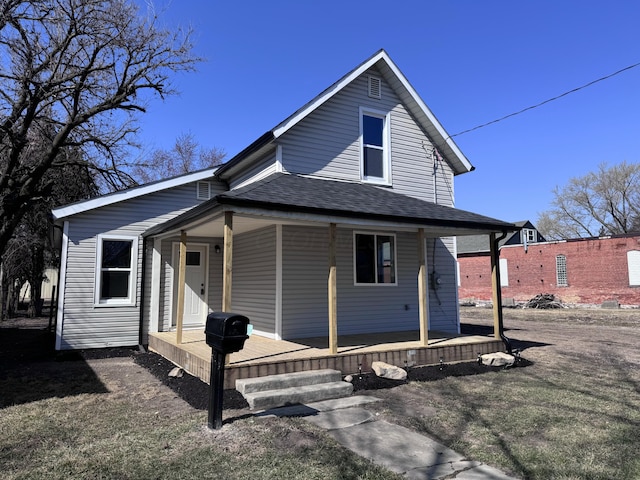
[52,50,516,358]
[457,223,640,306]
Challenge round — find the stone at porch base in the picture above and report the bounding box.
[371,361,408,380]
[480,352,515,367]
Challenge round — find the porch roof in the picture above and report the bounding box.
[144,173,516,237]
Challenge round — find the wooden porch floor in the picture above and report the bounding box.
[149,329,505,389]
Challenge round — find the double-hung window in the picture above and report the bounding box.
[354,232,397,285]
[360,107,390,184]
[95,235,138,305]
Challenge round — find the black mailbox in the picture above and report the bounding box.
[205,312,250,354]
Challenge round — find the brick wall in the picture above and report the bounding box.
[458,235,640,306]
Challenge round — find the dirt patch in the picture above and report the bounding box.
[4,307,638,420]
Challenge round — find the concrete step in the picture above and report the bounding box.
[236,369,342,395]
[243,381,354,410]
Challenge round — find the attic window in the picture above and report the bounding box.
[368,76,381,99]
[197,181,212,200]
[522,228,536,243]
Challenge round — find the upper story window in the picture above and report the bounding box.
[354,232,397,285]
[360,107,391,185]
[95,235,138,306]
[522,228,536,243]
[556,254,567,287]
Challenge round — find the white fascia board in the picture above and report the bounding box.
[271,50,472,174]
[272,50,389,138]
[52,167,219,220]
[379,56,473,174]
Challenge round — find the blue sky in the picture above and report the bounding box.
[136,1,640,224]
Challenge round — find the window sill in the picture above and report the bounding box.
[94,301,136,308]
[361,178,392,187]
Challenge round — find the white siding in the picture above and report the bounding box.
[59,180,227,350]
[232,226,277,335]
[279,67,454,205]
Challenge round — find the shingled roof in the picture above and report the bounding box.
[145,173,516,237]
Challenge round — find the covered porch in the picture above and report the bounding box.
[143,174,516,388]
[148,327,505,389]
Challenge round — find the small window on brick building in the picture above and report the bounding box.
[556,255,567,286]
[627,250,640,286]
[499,258,509,287]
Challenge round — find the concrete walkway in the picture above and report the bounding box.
[257,396,518,480]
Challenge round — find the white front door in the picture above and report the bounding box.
[172,244,208,328]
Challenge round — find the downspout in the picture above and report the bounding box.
[138,236,147,349]
[491,231,513,354]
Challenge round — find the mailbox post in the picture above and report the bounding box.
[205,312,250,430]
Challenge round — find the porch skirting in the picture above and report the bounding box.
[148,330,504,389]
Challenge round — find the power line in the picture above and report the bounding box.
[449,61,640,138]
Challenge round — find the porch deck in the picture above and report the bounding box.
[148,329,505,389]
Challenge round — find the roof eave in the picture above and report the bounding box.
[52,167,219,221]
[214,131,275,180]
[217,196,515,234]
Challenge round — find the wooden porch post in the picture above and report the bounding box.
[417,228,428,346]
[328,222,338,354]
[222,211,233,312]
[176,230,187,345]
[490,232,504,339]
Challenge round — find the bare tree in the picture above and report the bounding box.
[537,161,640,240]
[130,132,225,185]
[1,143,98,319]
[0,0,200,258]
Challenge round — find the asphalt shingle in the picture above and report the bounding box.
[218,173,514,231]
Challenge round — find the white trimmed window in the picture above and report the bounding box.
[522,228,536,243]
[556,254,567,287]
[360,107,391,184]
[95,235,138,305]
[354,232,397,285]
[627,251,640,286]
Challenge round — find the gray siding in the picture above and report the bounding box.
[59,180,226,350]
[232,226,277,334]
[279,67,454,205]
[281,226,328,338]
[427,237,459,333]
[281,225,459,339]
[228,154,277,190]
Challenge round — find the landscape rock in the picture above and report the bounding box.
[344,374,353,383]
[371,361,407,380]
[480,352,515,367]
[168,367,184,378]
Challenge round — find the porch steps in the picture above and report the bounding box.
[236,369,353,410]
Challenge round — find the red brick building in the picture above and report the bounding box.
[457,225,640,307]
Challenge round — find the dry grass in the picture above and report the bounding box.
[370,307,640,479]
[2,309,639,479]
[0,389,400,480]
